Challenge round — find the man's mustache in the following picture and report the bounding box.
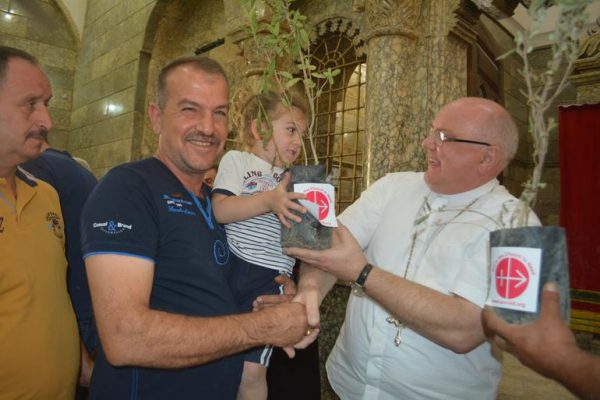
[26,128,48,141]
[185,132,219,144]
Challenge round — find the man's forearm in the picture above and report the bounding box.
[298,263,337,304]
[364,266,485,353]
[87,254,306,369]
[100,303,305,368]
[553,348,600,400]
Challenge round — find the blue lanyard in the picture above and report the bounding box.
[187,190,214,230]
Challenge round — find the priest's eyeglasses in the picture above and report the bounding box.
[428,129,491,147]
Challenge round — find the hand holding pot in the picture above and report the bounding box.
[268,172,306,228]
[285,224,366,282]
[483,283,600,399]
[483,283,575,375]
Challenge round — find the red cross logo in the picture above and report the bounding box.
[306,190,330,220]
[494,256,530,299]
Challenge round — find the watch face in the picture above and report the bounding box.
[350,282,366,297]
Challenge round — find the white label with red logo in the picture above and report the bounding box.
[486,246,542,312]
[294,183,338,227]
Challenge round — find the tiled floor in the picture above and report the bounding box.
[497,352,576,399]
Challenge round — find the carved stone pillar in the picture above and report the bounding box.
[360,0,424,185]
[360,0,482,185]
[418,0,481,107]
[570,18,600,104]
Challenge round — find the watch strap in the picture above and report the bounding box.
[355,263,373,287]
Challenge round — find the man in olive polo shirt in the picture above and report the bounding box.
[0,46,79,399]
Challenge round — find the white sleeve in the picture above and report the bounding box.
[213,150,244,196]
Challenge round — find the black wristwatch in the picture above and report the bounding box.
[350,263,373,296]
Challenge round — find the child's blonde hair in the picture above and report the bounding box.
[239,90,309,151]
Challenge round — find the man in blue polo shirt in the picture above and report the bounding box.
[22,137,98,394]
[81,56,309,399]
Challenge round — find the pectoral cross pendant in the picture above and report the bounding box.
[386,316,404,346]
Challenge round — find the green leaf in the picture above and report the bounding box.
[272,22,280,36]
[284,77,301,88]
[303,78,315,89]
[299,29,310,46]
[279,71,293,80]
[249,11,258,32]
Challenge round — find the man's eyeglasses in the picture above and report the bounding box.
[428,129,491,147]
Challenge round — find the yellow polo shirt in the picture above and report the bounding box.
[0,168,79,399]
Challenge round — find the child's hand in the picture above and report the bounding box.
[268,172,306,228]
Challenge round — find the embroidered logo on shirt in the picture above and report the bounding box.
[162,194,196,216]
[46,212,64,239]
[242,176,278,195]
[213,239,230,266]
[92,220,132,234]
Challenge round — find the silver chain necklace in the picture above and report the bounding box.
[386,193,482,346]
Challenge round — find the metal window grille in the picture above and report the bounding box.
[303,30,366,214]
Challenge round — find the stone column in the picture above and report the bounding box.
[359,0,484,185]
[411,0,480,122]
[359,0,424,186]
[353,0,516,207]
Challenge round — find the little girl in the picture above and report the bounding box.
[212,90,309,400]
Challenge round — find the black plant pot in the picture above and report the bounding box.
[488,226,570,324]
[280,165,333,250]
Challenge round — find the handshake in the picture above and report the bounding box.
[253,274,320,357]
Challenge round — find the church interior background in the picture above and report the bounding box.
[1,0,599,398]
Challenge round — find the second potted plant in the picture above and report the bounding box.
[486,0,591,324]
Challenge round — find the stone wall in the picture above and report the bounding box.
[0,0,77,149]
[69,0,156,177]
